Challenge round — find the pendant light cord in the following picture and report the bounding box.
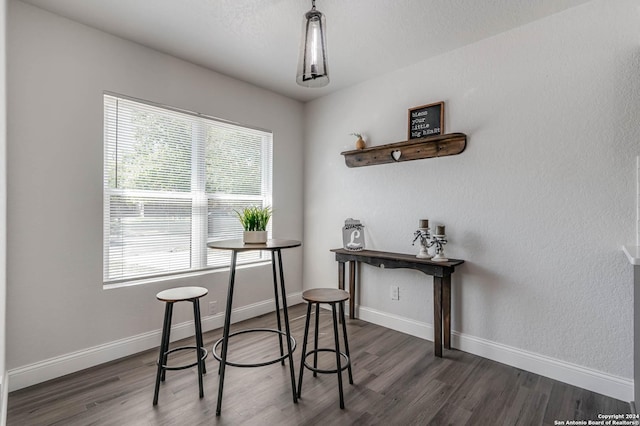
[311,0,316,10]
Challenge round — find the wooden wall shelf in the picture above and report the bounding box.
[340,132,467,168]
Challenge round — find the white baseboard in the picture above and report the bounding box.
[353,304,633,402]
[8,295,632,403]
[8,292,302,392]
[0,371,7,426]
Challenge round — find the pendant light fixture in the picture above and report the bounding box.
[296,0,329,88]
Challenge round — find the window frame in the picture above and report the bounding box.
[103,92,273,286]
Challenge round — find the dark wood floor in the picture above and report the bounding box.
[7,303,631,425]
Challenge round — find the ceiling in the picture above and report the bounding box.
[19,0,593,102]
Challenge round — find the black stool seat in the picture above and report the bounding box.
[153,286,208,406]
[302,288,349,304]
[157,286,208,302]
[297,288,354,409]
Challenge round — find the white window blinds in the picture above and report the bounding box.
[104,94,273,284]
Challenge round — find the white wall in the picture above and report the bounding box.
[304,0,639,400]
[0,0,7,421]
[6,0,639,403]
[6,0,304,387]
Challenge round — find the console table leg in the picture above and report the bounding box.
[338,262,345,324]
[433,277,443,357]
[349,260,356,319]
[443,275,451,350]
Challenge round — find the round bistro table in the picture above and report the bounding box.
[206,238,301,416]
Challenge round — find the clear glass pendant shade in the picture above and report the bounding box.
[296,7,329,88]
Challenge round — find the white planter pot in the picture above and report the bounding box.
[243,231,268,244]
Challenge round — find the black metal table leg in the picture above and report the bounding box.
[216,251,237,416]
[276,249,298,403]
[206,239,301,415]
[271,251,285,365]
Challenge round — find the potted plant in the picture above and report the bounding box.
[235,205,272,244]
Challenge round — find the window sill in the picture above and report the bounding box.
[103,260,272,290]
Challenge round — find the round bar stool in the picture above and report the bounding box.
[297,288,354,409]
[153,286,208,406]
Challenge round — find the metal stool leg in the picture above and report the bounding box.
[160,303,174,383]
[297,302,312,398]
[339,301,353,384]
[153,302,173,405]
[331,303,345,409]
[192,299,206,375]
[299,288,353,409]
[313,303,320,377]
[192,299,205,398]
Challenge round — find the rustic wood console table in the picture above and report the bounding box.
[330,248,464,357]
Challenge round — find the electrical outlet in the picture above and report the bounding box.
[390,285,399,301]
[208,301,217,316]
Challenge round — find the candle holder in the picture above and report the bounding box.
[431,234,448,262]
[412,228,433,259]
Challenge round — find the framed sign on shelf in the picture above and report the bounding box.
[408,101,444,140]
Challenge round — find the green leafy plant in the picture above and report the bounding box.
[234,205,272,231]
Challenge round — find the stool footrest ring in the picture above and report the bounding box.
[158,346,208,371]
[302,349,350,375]
[212,328,296,368]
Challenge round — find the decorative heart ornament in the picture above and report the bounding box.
[391,150,402,161]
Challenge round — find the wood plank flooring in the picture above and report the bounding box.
[7,304,631,425]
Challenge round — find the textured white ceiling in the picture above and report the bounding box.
[19,0,593,102]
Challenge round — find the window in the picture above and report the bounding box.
[103,93,273,284]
